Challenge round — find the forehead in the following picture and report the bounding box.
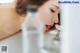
[44,0,60,8]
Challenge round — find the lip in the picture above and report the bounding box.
[45,25,52,31]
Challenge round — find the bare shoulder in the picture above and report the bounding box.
[0,3,24,40]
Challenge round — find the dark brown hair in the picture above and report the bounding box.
[16,0,48,16]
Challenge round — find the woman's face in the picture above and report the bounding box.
[38,0,60,30]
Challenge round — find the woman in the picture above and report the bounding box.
[16,0,60,31]
[0,0,59,40]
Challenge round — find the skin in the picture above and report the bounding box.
[0,3,24,40]
[38,0,60,30]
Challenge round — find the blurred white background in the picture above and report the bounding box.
[0,0,16,3]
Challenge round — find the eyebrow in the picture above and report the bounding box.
[52,5,59,9]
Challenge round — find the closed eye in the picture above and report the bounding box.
[50,8,55,13]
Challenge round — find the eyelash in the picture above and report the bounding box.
[50,9,55,13]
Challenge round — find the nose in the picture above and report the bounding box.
[53,15,59,23]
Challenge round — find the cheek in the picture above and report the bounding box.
[39,11,53,23]
[40,14,52,25]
